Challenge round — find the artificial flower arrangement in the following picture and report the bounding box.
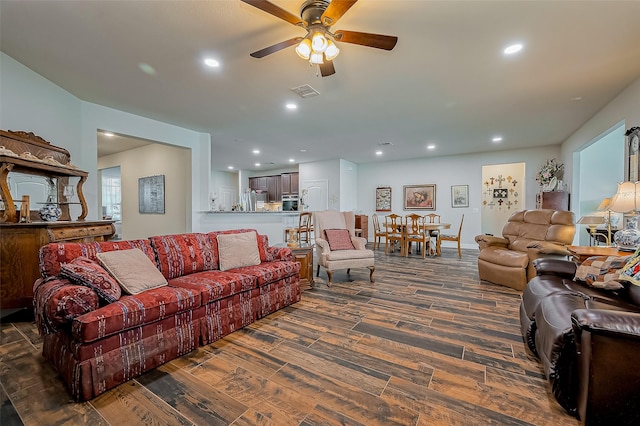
[536,158,564,189]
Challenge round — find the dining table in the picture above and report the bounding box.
[385,220,451,256]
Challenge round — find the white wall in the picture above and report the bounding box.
[562,77,640,206]
[1,52,211,232]
[98,143,190,239]
[357,145,559,249]
[339,159,358,212]
[299,159,341,210]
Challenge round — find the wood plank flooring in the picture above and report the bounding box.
[0,247,579,425]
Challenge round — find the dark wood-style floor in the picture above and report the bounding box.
[0,247,579,426]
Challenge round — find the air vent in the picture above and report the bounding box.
[291,84,320,98]
[378,142,394,146]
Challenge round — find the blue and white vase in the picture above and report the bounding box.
[614,216,640,251]
[39,201,61,221]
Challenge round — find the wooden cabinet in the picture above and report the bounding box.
[536,191,570,210]
[281,172,299,195]
[249,177,268,192]
[1,220,115,311]
[267,175,280,202]
[355,214,369,240]
[0,130,114,313]
[288,244,314,290]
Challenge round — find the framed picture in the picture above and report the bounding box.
[138,175,165,214]
[451,185,469,208]
[627,126,640,181]
[403,184,436,210]
[493,188,508,199]
[375,187,392,211]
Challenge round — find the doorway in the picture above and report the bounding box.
[99,166,122,240]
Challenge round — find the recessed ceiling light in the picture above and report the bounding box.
[571,96,583,101]
[227,166,234,170]
[492,136,503,143]
[288,158,295,162]
[285,103,297,110]
[427,144,436,150]
[252,149,260,154]
[504,43,523,55]
[255,163,261,167]
[300,149,307,152]
[375,150,383,156]
[138,63,156,75]
[103,132,114,137]
[204,58,220,68]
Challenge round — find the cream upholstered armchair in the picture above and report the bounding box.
[475,209,575,290]
[313,210,375,286]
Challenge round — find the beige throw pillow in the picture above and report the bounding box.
[217,231,261,271]
[96,248,167,295]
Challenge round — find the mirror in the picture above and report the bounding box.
[9,173,56,205]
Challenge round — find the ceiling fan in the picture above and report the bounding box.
[241,0,398,77]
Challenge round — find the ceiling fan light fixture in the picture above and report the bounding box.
[324,39,339,61]
[311,31,328,52]
[295,38,312,60]
[310,52,324,64]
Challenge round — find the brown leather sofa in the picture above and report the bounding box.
[475,209,575,290]
[520,258,640,425]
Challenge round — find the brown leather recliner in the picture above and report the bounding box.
[475,209,576,290]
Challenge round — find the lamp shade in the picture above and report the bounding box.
[597,197,612,212]
[608,181,639,213]
[577,216,605,225]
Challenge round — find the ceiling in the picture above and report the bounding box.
[2,1,640,172]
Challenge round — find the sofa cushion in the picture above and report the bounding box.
[149,233,218,279]
[97,249,168,295]
[39,240,156,278]
[478,246,529,268]
[324,229,356,250]
[574,255,629,290]
[619,249,640,286]
[60,257,121,303]
[33,277,100,334]
[324,249,374,261]
[71,286,201,343]
[209,229,269,262]
[216,231,262,271]
[168,270,257,304]
[230,261,301,286]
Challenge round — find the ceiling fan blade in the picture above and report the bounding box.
[241,0,305,27]
[250,37,303,58]
[321,0,358,26]
[334,30,398,51]
[319,61,336,77]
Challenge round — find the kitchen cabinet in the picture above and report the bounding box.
[249,177,267,192]
[281,172,299,195]
[267,175,280,202]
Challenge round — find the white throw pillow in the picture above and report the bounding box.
[217,231,261,271]
[96,248,167,295]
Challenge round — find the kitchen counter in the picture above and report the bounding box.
[199,210,305,244]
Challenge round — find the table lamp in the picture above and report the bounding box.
[608,181,640,251]
[577,215,606,245]
[596,197,616,246]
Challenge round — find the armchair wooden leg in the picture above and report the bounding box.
[368,266,375,282]
[347,268,351,274]
[316,264,320,277]
[326,270,333,287]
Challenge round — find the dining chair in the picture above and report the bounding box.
[384,213,405,255]
[424,213,441,256]
[439,214,464,257]
[404,213,429,258]
[298,211,313,243]
[371,213,386,250]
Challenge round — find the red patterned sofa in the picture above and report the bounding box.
[33,229,301,401]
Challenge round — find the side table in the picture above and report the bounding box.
[276,243,314,290]
[567,245,629,264]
